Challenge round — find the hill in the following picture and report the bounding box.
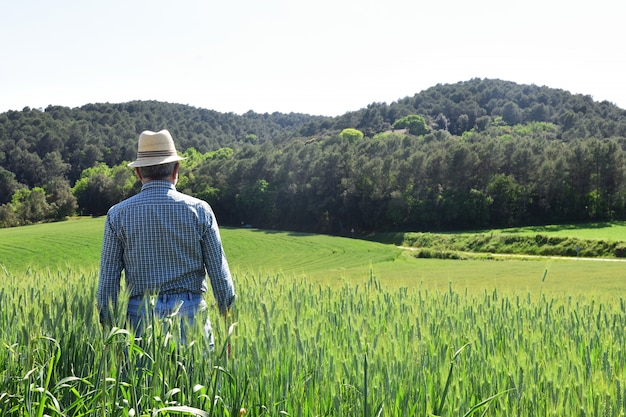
[1,78,626,232]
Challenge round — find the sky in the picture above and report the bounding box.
[1,0,624,117]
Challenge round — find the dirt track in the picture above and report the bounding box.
[490,253,626,262]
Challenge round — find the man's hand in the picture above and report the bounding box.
[223,310,231,359]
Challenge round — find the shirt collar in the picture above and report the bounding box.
[140,180,176,192]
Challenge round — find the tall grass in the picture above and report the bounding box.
[1,265,624,416]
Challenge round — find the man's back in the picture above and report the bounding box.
[104,180,211,296]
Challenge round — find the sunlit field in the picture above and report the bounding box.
[491,220,626,241]
[0,218,625,415]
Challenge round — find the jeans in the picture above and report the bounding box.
[127,292,214,350]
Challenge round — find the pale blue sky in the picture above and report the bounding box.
[1,0,624,116]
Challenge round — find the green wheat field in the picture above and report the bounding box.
[1,217,625,416]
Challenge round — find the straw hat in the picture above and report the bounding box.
[128,130,186,167]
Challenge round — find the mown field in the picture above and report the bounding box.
[1,218,625,416]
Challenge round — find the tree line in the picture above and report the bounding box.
[189,123,625,233]
[1,79,625,232]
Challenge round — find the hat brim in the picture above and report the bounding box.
[128,155,186,168]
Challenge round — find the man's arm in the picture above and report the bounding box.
[202,207,236,315]
[97,216,124,325]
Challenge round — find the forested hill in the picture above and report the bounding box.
[1,78,626,232]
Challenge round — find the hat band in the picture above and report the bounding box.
[136,150,177,158]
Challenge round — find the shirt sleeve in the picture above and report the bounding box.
[201,205,236,315]
[97,214,124,325]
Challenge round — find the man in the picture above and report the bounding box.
[97,129,235,349]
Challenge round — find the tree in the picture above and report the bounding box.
[210,147,234,160]
[72,163,133,216]
[7,147,45,187]
[392,114,429,136]
[463,188,492,228]
[42,151,70,183]
[501,102,523,125]
[455,114,471,133]
[45,180,78,220]
[339,128,364,143]
[12,187,50,224]
[486,174,526,227]
[236,179,270,226]
[0,203,18,228]
[73,173,117,216]
[0,167,23,205]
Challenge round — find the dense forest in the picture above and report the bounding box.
[1,78,626,233]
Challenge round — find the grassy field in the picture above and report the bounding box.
[372,221,626,259]
[1,217,624,299]
[1,218,625,415]
[490,220,626,240]
[0,217,105,273]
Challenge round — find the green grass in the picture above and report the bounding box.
[0,218,624,298]
[372,221,626,259]
[0,217,403,281]
[0,217,104,273]
[1,218,626,300]
[223,228,400,281]
[1,218,626,415]
[491,220,626,240]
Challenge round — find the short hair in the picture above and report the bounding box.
[137,162,178,180]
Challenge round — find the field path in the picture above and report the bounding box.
[490,253,626,262]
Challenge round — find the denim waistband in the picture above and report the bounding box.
[129,291,202,302]
[127,292,206,317]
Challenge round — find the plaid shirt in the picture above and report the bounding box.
[97,180,235,323]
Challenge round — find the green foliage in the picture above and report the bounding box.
[181,147,234,170]
[71,163,136,216]
[3,80,626,232]
[372,131,406,141]
[392,114,429,135]
[209,147,234,160]
[0,166,23,205]
[382,223,626,259]
[180,147,208,169]
[235,179,270,225]
[501,101,523,125]
[0,203,18,228]
[10,187,49,225]
[511,121,559,138]
[339,128,364,143]
[44,180,78,221]
[194,184,221,204]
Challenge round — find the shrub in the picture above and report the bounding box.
[534,234,548,245]
[614,244,626,258]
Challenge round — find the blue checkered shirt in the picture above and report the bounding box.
[97,180,235,324]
